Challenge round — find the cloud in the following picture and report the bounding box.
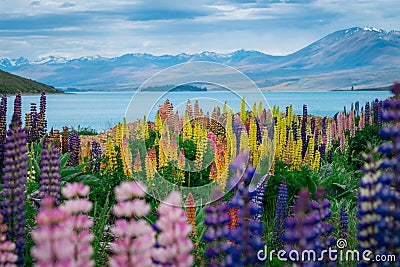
[0,0,399,59]
[60,2,76,8]
[30,1,40,6]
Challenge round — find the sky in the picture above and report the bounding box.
[0,0,399,60]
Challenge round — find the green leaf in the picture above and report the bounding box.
[60,153,71,168]
[60,166,81,177]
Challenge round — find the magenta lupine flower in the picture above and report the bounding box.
[153,191,193,267]
[39,141,61,204]
[0,113,28,264]
[348,110,355,137]
[31,197,74,266]
[110,181,155,267]
[61,182,94,267]
[0,213,17,267]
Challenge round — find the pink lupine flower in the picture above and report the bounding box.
[61,183,94,267]
[31,197,74,266]
[109,181,155,267]
[359,110,365,130]
[153,191,193,267]
[114,181,146,201]
[0,213,17,267]
[61,182,90,198]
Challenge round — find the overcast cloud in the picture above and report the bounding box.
[0,0,399,59]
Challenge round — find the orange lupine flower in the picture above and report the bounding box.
[186,193,197,238]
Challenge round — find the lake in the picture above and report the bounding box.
[6,91,391,132]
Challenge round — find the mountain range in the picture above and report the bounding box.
[1,26,399,91]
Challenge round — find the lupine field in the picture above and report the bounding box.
[0,84,400,267]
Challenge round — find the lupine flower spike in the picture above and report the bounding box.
[283,189,318,266]
[0,213,17,267]
[203,188,231,267]
[153,191,193,267]
[273,178,288,249]
[110,181,155,267]
[39,140,61,204]
[31,197,73,266]
[225,164,264,266]
[339,204,349,239]
[0,113,28,264]
[61,183,94,267]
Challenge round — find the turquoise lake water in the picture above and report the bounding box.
[6,91,391,132]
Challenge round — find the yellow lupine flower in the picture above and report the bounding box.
[145,153,156,187]
[240,97,247,123]
[239,129,249,153]
[116,122,122,146]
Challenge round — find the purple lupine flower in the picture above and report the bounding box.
[292,120,298,141]
[90,141,102,172]
[376,100,383,127]
[357,84,400,266]
[273,178,288,249]
[310,117,316,135]
[0,113,28,264]
[357,150,381,266]
[319,143,326,160]
[311,187,335,265]
[61,183,94,267]
[0,95,7,173]
[0,213,17,267]
[327,149,332,164]
[339,204,348,239]
[364,102,370,125]
[13,93,21,127]
[37,92,47,139]
[31,197,74,266]
[67,131,80,166]
[321,117,327,145]
[252,174,269,222]
[359,83,400,265]
[39,141,61,204]
[109,181,155,267]
[27,102,39,143]
[283,189,318,266]
[225,165,264,266]
[203,188,231,267]
[355,101,359,117]
[301,105,308,158]
[153,191,193,267]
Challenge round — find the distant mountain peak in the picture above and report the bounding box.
[0,26,399,91]
[362,26,385,33]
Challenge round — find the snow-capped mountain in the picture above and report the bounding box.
[1,26,399,91]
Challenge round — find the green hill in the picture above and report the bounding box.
[0,69,61,94]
